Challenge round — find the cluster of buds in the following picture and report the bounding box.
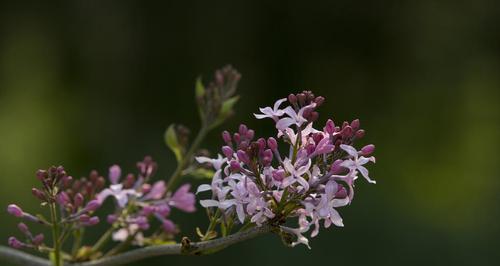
[7,166,103,250]
[196,91,376,248]
[97,156,196,246]
[195,65,241,127]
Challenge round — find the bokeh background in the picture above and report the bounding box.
[1,1,499,265]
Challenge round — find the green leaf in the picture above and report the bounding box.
[165,124,183,162]
[211,95,240,129]
[195,76,205,98]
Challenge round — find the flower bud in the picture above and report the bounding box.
[32,234,44,246]
[288,94,297,104]
[222,131,232,144]
[314,96,325,106]
[83,216,100,226]
[84,200,101,212]
[108,165,121,184]
[350,119,360,130]
[272,169,286,182]
[236,150,250,164]
[360,144,375,156]
[74,193,84,209]
[355,129,365,139]
[107,214,118,224]
[56,192,70,206]
[330,159,345,174]
[267,137,278,151]
[162,219,176,233]
[31,188,46,201]
[246,129,255,140]
[17,223,30,235]
[239,124,248,135]
[8,237,23,249]
[229,160,241,171]
[7,204,23,217]
[324,119,335,134]
[221,146,234,158]
[36,170,48,181]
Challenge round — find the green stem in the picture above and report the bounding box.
[91,227,114,253]
[49,203,61,266]
[201,209,220,241]
[167,125,208,191]
[71,228,83,257]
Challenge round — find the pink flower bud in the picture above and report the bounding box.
[350,119,360,130]
[83,216,99,226]
[8,237,23,249]
[74,193,84,209]
[31,188,45,201]
[221,146,234,158]
[288,93,297,104]
[267,137,278,151]
[239,124,248,135]
[355,129,365,138]
[84,200,101,212]
[32,234,44,246]
[108,165,121,184]
[272,169,286,182]
[35,170,47,181]
[7,204,23,217]
[162,219,176,233]
[361,144,375,156]
[107,214,118,224]
[56,192,70,206]
[17,223,29,235]
[324,119,335,134]
[257,138,266,150]
[236,150,250,164]
[330,159,345,174]
[246,129,255,140]
[229,160,241,171]
[222,131,232,144]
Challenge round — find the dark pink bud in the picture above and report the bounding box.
[341,126,353,137]
[56,192,70,206]
[84,200,100,212]
[229,160,241,171]
[239,124,248,135]
[324,119,335,134]
[31,188,45,201]
[142,183,152,194]
[222,131,232,144]
[355,129,365,138]
[257,138,266,150]
[107,214,118,224]
[267,137,278,151]
[32,234,44,246]
[350,119,360,130]
[261,149,273,166]
[7,204,23,217]
[246,129,255,140]
[222,146,234,158]
[79,214,90,222]
[8,237,23,249]
[155,204,171,217]
[17,223,29,235]
[141,206,155,216]
[74,193,84,209]
[272,169,286,182]
[314,96,325,106]
[335,186,348,198]
[288,94,297,104]
[330,159,345,174]
[84,216,100,226]
[162,219,176,233]
[108,165,121,184]
[233,133,241,143]
[309,111,319,122]
[236,150,250,164]
[35,170,47,181]
[361,144,375,156]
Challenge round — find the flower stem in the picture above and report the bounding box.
[91,227,113,254]
[49,203,61,266]
[167,125,208,191]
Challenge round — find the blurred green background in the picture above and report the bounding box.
[1,1,499,265]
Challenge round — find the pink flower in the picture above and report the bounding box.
[168,184,196,213]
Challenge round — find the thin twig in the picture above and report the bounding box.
[0,224,274,266]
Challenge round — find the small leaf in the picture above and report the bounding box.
[204,230,218,240]
[211,95,240,129]
[165,124,183,162]
[195,76,205,98]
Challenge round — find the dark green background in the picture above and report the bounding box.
[1,1,499,265]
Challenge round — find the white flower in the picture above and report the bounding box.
[280,225,311,249]
[276,103,315,131]
[254,98,287,120]
[340,144,376,184]
[282,158,311,191]
[97,184,140,208]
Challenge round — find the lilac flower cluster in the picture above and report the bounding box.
[7,166,103,250]
[97,156,196,246]
[196,91,376,248]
